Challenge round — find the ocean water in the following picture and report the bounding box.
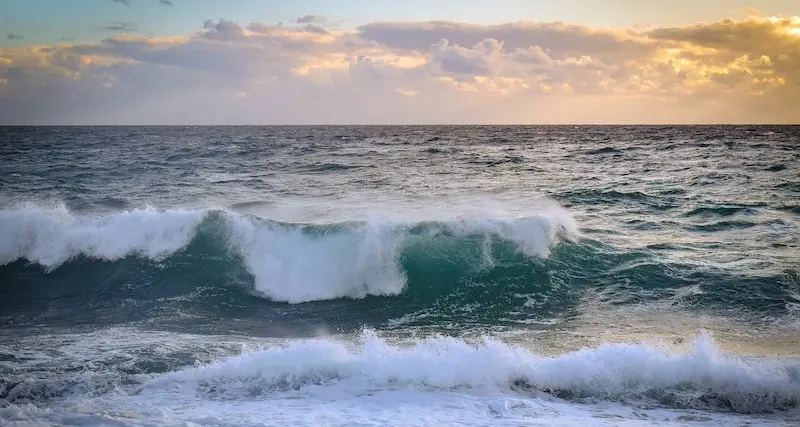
[0,125,799,426]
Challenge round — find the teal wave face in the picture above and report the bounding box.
[1,210,797,334]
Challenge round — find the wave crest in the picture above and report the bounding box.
[0,205,577,303]
[225,216,407,302]
[0,205,205,269]
[149,331,800,413]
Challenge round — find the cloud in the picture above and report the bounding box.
[159,0,174,5]
[103,22,139,32]
[744,7,761,16]
[201,19,248,41]
[111,0,131,5]
[6,33,24,40]
[357,21,657,64]
[1,16,799,124]
[296,15,326,25]
[645,17,800,95]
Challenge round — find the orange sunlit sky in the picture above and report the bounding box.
[1,0,799,124]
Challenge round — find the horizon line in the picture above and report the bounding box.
[2,123,799,127]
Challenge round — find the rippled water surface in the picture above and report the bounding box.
[1,125,798,426]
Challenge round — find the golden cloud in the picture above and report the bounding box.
[1,15,799,123]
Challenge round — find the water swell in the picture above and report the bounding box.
[0,205,577,305]
[2,205,796,331]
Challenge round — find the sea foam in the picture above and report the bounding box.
[0,204,205,269]
[148,331,800,414]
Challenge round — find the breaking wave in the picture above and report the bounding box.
[143,331,800,414]
[0,205,577,304]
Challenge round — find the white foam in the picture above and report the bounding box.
[225,215,407,303]
[440,212,578,258]
[239,193,575,227]
[4,330,798,427]
[0,204,206,269]
[149,331,800,414]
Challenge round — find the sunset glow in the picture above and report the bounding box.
[1,1,799,123]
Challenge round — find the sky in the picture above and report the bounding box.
[1,0,800,124]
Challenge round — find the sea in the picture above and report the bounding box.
[0,125,799,426]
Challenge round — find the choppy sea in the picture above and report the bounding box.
[1,125,799,426]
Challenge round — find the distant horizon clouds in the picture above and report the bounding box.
[1,1,799,124]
